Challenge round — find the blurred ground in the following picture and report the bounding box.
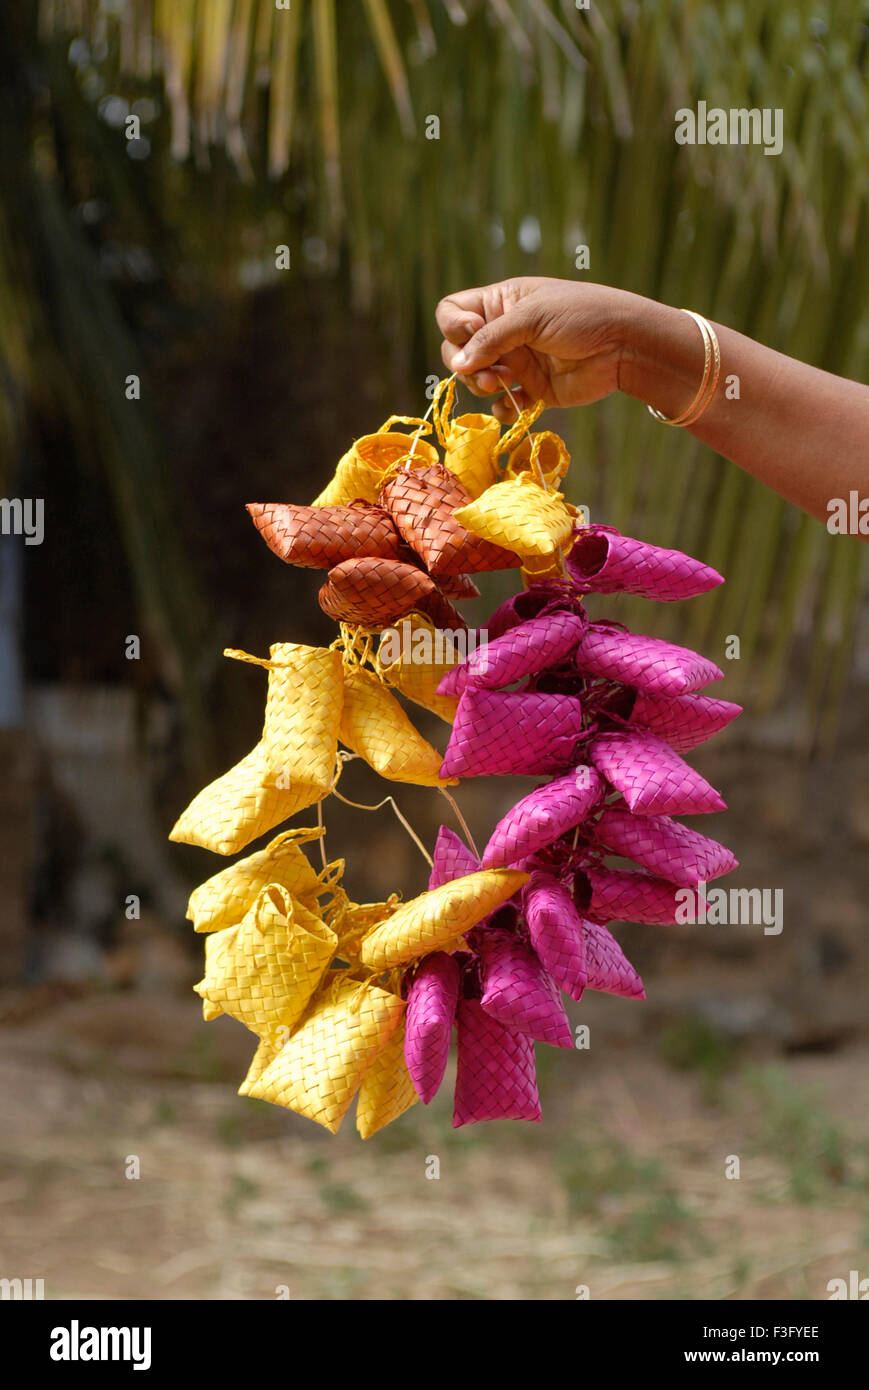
[3,729,869,1302]
[1,983,866,1302]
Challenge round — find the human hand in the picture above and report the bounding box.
[436,276,647,421]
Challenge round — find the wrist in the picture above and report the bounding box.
[617,296,711,420]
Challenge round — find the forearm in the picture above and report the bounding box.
[618,298,869,527]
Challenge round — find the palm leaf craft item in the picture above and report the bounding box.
[170,380,740,1134]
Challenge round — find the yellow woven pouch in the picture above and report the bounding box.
[356,1016,418,1138]
[504,430,570,488]
[169,746,322,857]
[259,642,344,792]
[432,377,500,498]
[376,614,460,724]
[238,1035,280,1096]
[444,413,501,498]
[186,827,325,933]
[246,975,405,1133]
[359,868,529,969]
[192,923,238,1018]
[339,664,455,787]
[194,985,223,1022]
[195,885,336,1040]
[453,474,574,560]
[313,418,439,506]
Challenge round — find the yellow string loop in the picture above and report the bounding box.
[378,414,431,435]
[495,398,546,457]
[431,375,457,448]
[223,647,272,669]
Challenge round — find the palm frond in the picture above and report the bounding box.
[26,0,869,734]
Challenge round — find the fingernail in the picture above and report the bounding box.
[453,349,469,368]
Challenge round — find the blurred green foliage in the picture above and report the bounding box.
[3,1,868,741]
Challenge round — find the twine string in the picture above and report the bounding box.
[438,786,480,862]
[329,783,434,868]
[406,371,458,466]
[495,373,571,581]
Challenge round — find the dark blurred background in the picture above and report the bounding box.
[1,0,867,1300]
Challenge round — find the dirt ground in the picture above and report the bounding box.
[1,987,866,1302]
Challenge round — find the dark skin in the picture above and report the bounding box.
[436,277,869,531]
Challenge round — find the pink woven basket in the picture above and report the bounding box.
[567,527,723,601]
[438,610,587,696]
[522,871,588,1000]
[594,806,737,885]
[441,688,584,778]
[589,729,726,815]
[628,688,742,753]
[404,953,460,1103]
[453,998,542,1126]
[429,824,479,888]
[485,586,561,642]
[579,865,696,926]
[583,919,645,999]
[481,767,603,868]
[477,927,573,1047]
[575,624,723,697]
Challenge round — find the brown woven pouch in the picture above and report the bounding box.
[380,462,520,578]
[319,556,437,627]
[246,502,403,568]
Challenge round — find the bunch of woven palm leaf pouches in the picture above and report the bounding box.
[170,377,740,1136]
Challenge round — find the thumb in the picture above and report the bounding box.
[452,306,533,373]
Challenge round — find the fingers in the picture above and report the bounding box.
[451,305,533,374]
[491,387,532,424]
[436,289,488,346]
[439,339,502,397]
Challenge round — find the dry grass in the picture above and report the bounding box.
[0,991,866,1300]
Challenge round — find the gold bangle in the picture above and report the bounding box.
[647,310,721,427]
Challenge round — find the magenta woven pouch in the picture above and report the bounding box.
[589,730,726,815]
[567,528,724,601]
[481,767,604,868]
[628,689,743,753]
[583,920,645,999]
[486,586,559,642]
[579,865,696,925]
[404,952,460,1103]
[453,998,542,1126]
[429,824,479,888]
[440,688,584,779]
[594,806,737,885]
[438,610,587,697]
[522,871,587,1000]
[477,927,573,1047]
[575,624,723,697]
